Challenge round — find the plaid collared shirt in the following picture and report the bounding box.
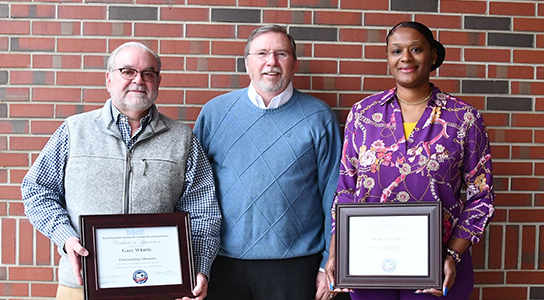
[111,103,151,149]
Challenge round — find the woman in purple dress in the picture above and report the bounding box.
[325,21,495,300]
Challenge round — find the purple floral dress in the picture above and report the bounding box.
[332,84,494,245]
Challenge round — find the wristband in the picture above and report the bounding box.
[444,248,461,264]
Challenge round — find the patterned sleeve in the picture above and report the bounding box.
[21,122,79,249]
[176,134,221,278]
[451,108,495,244]
[331,108,359,233]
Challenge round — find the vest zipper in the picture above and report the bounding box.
[124,148,133,214]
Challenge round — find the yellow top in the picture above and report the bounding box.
[403,122,417,139]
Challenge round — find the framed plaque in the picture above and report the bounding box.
[335,202,442,289]
[79,213,195,300]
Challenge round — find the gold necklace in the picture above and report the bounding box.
[396,90,433,106]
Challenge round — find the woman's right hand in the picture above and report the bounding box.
[325,234,353,294]
[324,253,336,290]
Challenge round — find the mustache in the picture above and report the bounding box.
[125,85,147,93]
[261,67,282,75]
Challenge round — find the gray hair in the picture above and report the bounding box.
[106,41,161,72]
[244,25,297,61]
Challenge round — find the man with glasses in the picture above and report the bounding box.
[194,25,342,300]
[21,42,221,300]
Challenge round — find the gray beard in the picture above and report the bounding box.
[111,93,156,113]
[256,78,283,93]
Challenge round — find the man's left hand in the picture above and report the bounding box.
[176,273,208,300]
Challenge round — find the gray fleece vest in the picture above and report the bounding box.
[58,100,193,287]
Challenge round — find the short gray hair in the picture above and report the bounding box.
[244,25,297,61]
[106,42,161,72]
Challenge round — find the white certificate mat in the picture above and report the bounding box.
[95,226,182,289]
[349,215,428,276]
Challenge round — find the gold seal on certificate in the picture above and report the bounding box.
[334,202,443,289]
[79,213,195,300]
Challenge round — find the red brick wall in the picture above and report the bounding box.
[0,1,541,299]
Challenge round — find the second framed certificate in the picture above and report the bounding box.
[335,201,442,289]
[79,212,195,300]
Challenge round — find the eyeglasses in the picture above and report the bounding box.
[247,51,291,60]
[115,68,160,82]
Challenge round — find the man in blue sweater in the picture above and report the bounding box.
[194,25,342,300]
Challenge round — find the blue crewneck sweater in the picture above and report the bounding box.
[194,88,341,268]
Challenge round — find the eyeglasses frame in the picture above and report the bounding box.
[115,68,160,82]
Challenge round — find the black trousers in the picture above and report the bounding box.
[206,254,321,300]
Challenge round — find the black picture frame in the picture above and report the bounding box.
[79,212,195,300]
[335,201,443,289]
